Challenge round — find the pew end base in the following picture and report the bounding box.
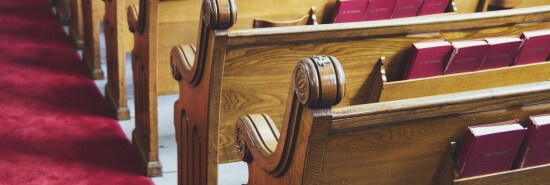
[104,84,130,120]
[83,59,105,80]
[132,130,163,177]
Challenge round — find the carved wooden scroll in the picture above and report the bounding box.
[236,56,345,184]
[170,0,236,184]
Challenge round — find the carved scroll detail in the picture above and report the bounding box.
[171,0,236,86]
[236,55,345,178]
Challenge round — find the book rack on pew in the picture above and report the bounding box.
[373,57,550,102]
[438,142,550,185]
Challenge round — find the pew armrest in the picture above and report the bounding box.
[253,7,318,28]
[127,5,139,33]
[170,45,197,82]
[236,56,345,179]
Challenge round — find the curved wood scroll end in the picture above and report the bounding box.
[296,56,346,108]
[127,5,139,33]
[236,56,345,179]
[253,6,318,28]
[202,0,237,30]
[379,57,388,83]
[170,45,197,82]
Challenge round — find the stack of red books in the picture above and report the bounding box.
[403,30,550,80]
[457,114,550,178]
[332,0,449,23]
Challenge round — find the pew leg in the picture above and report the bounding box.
[131,48,162,177]
[82,0,105,80]
[69,0,84,49]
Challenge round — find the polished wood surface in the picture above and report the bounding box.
[69,0,84,49]
[239,57,550,184]
[81,0,105,80]
[168,3,550,184]
[104,0,138,120]
[128,0,207,176]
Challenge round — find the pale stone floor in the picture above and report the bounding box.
[61,24,248,184]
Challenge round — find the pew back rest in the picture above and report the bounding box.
[214,6,550,162]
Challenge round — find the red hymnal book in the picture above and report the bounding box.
[456,121,527,178]
[417,0,449,16]
[403,41,452,79]
[515,114,550,168]
[363,0,397,21]
[332,0,370,23]
[391,0,423,19]
[513,30,550,65]
[444,40,489,74]
[479,37,523,70]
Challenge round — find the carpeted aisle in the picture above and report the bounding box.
[0,1,154,185]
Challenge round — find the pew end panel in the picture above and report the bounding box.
[438,142,550,185]
[69,0,84,49]
[104,0,139,120]
[82,0,105,80]
[236,55,345,185]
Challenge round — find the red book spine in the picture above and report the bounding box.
[444,44,490,75]
[363,0,397,21]
[332,0,370,23]
[479,40,522,70]
[417,0,449,16]
[456,130,476,176]
[392,0,423,19]
[513,33,550,65]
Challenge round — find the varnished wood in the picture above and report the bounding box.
[378,58,550,102]
[240,58,550,184]
[253,7,319,28]
[167,4,550,185]
[81,0,105,80]
[69,0,84,49]
[104,0,138,120]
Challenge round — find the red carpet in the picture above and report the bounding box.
[0,1,154,185]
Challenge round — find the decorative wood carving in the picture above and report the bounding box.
[236,55,344,184]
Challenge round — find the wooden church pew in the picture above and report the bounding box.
[103,0,138,120]
[170,1,550,183]
[237,57,550,184]
[81,0,105,80]
[69,0,84,49]
[128,0,331,177]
